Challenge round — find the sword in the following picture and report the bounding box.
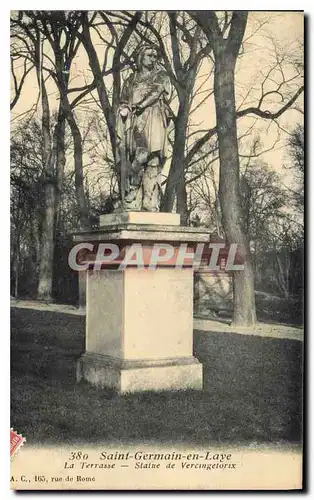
[119,107,131,204]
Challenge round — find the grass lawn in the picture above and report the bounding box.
[11,308,302,446]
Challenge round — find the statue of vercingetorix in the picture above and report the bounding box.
[115,45,171,212]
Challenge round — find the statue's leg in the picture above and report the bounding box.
[142,154,162,212]
[123,182,143,211]
[123,148,147,210]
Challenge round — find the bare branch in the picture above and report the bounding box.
[237,85,304,120]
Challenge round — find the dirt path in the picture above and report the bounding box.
[11,298,303,342]
[194,317,303,342]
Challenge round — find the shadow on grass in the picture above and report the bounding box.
[11,308,302,446]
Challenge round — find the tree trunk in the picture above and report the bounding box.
[37,77,56,301]
[53,45,90,231]
[58,79,89,229]
[80,14,116,155]
[161,13,199,222]
[276,252,290,299]
[31,216,40,278]
[161,98,190,223]
[37,182,56,300]
[54,108,66,227]
[176,178,188,224]
[214,51,256,326]
[68,115,90,230]
[14,233,20,298]
[161,160,177,213]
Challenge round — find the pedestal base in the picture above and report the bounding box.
[73,213,210,394]
[77,353,203,393]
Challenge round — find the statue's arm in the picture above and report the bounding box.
[135,71,171,112]
[136,84,165,111]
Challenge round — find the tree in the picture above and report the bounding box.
[189,11,304,326]
[10,15,34,111]
[11,11,304,315]
[11,10,96,299]
[11,13,60,301]
[286,124,304,217]
[151,13,212,222]
[188,12,257,325]
[11,119,44,297]
[35,10,91,229]
[10,114,107,301]
[240,161,286,240]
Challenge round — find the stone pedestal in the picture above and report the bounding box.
[78,271,86,311]
[73,212,210,394]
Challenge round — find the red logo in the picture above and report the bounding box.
[10,428,25,457]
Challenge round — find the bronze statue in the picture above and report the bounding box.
[116,45,171,212]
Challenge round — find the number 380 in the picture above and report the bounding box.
[68,451,89,460]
